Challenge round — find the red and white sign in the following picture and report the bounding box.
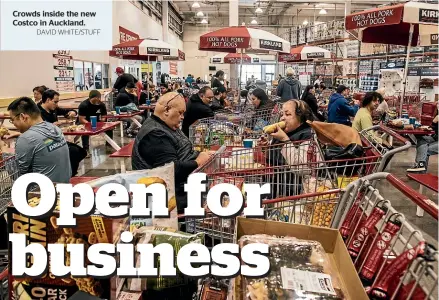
[345,5,404,30]
[199,26,290,53]
[119,26,139,43]
[178,49,185,61]
[169,62,178,76]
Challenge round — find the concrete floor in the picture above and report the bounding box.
[79,131,438,245]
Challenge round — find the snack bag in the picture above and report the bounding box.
[87,163,178,230]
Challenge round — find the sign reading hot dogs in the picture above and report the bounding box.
[200,36,250,49]
[345,5,403,30]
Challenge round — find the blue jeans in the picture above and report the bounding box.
[415,135,438,168]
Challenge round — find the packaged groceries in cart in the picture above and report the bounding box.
[189,106,282,151]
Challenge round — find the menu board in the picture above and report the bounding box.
[169,62,178,76]
[53,50,75,92]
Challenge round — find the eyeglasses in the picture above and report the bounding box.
[164,93,184,110]
[9,113,21,124]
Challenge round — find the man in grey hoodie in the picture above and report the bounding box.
[277,67,302,102]
[8,97,71,183]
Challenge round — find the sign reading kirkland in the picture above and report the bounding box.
[147,47,171,55]
[259,39,283,51]
[419,9,439,23]
[307,52,325,59]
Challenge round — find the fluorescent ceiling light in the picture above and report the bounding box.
[196,11,204,17]
[201,18,208,24]
[251,19,258,25]
[192,1,200,9]
[255,7,263,13]
[319,8,327,15]
[302,20,308,25]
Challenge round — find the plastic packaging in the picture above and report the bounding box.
[239,234,345,300]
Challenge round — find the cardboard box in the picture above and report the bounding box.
[235,217,368,300]
[7,201,129,300]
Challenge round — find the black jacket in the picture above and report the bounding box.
[269,123,313,166]
[113,73,137,92]
[37,103,76,123]
[115,89,138,108]
[211,78,224,90]
[302,93,325,122]
[267,123,313,198]
[210,96,224,111]
[182,94,214,137]
[132,115,199,213]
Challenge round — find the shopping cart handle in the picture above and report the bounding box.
[0,267,8,281]
[376,124,409,144]
[387,174,438,220]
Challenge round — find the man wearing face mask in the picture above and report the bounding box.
[182,86,214,137]
[132,92,214,213]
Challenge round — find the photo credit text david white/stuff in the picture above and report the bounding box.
[37,29,101,36]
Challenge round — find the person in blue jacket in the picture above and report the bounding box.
[327,85,360,126]
[185,74,194,85]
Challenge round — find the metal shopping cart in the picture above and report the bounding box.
[182,125,411,243]
[0,154,19,216]
[0,250,7,300]
[339,172,437,300]
[0,154,19,300]
[189,106,282,151]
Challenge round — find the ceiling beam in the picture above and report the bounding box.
[273,3,292,24]
[265,0,276,13]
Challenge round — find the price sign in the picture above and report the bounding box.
[58,50,71,56]
[53,51,74,92]
[56,69,73,77]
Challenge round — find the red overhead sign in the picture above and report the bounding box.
[119,26,139,43]
[345,5,404,30]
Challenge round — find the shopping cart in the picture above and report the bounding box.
[183,125,410,242]
[339,172,438,300]
[0,154,19,216]
[0,250,7,300]
[189,106,282,151]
